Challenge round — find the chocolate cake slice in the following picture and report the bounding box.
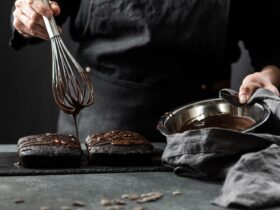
[85,130,153,165]
[17,133,82,168]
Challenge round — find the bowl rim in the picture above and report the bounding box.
[157,98,271,136]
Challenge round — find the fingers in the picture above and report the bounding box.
[238,85,255,104]
[13,0,61,40]
[28,0,61,17]
[21,3,45,27]
[239,73,263,104]
[13,18,32,38]
[13,9,49,40]
[27,0,53,17]
[49,1,61,16]
[239,72,280,104]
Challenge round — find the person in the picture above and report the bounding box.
[11,0,280,142]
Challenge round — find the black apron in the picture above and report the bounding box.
[58,0,230,142]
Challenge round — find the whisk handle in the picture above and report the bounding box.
[41,0,60,38]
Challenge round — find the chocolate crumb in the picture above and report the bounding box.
[114,199,126,205]
[121,194,129,199]
[136,192,163,203]
[172,191,182,196]
[127,194,141,200]
[100,198,114,206]
[14,199,24,204]
[72,201,86,207]
[140,193,149,197]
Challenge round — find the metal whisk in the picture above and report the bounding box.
[41,0,94,116]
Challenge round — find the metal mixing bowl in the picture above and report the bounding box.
[157,98,270,136]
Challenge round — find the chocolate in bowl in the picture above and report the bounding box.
[177,113,256,132]
[157,98,270,135]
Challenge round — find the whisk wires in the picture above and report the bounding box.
[51,37,94,115]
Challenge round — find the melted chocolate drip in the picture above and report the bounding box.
[86,130,151,150]
[178,113,256,132]
[18,133,80,153]
[52,69,94,141]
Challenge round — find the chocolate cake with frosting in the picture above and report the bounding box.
[17,133,82,168]
[85,130,153,165]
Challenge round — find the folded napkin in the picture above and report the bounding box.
[162,88,280,209]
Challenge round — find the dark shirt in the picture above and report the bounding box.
[11,0,280,76]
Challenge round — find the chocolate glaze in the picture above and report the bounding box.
[178,113,256,132]
[18,133,81,153]
[86,130,151,150]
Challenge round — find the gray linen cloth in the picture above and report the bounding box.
[162,88,280,209]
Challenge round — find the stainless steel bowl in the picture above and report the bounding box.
[157,98,270,136]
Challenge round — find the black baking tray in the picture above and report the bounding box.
[0,148,171,176]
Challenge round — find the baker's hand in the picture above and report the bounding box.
[13,0,61,40]
[239,65,280,104]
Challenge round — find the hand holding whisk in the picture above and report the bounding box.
[41,0,94,138]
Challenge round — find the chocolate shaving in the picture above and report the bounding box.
[14,199,24,204]
[136,192,163,203]
[100,198,114,206]
[114,199,126,205]
[172,191,183,196]
[72,200,86,207]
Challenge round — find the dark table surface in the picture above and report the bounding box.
[0,144,279,210]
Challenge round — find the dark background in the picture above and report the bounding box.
[0,1,253,144]
[0,1,78,143]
